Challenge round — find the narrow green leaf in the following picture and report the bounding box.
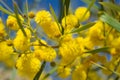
[34,61,46,80]
[58,0,64,22]
[85,47,109,54]
[24,0,29,18]
[0,6,13,15]
[13,2,27,37]
[49,4,62,33]
[100,13,120,32]
[99,2,120,12]
[71,22,95,33]
[43,66,57,80]
[81,0,97,21]
[64,0,70,15]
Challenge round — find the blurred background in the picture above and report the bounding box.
[0,0,120,80]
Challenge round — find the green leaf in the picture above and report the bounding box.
[71,22,95,33]
[34,61,46,80]
[64,0,70,15]
[85,47,109,54]
[100,13,120,32]
[0,6,13,15]
[13,2,27,37]
[99,2,120,12]
[43,66,57,80]
[59,0,70,23]
[49,4,62,33]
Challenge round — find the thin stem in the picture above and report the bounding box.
[91,61,120,77]
[107,56,120,80]
[34,61,46,80]
[43,66,57,80]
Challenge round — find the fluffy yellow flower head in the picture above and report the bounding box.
[59,39,83,64]
[6,15,24,30]
[62,14,78,32]
[0,18,6,38]
[35,10,52,27]
[16,53,41,79]
[33,40,47,50]
[28,11,35,18]
[0,41,14,61]
[13,28,31,51]
[57,66,71,78]
[87,21,105,46]
[75,7,90,22]
[72,65,87,80]
[43,21,61,39]
[110,37,120,55]
[35,46,56,62]
[16,28,31,38]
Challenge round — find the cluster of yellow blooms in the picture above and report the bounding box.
[0,5,120,80]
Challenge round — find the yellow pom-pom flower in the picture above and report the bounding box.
[34,46,56,62]
[16,53,41,79]
[13,28,31,52]
[57,66,71,78]
[59,39,83,64]
[6,15,24,30]
[0,41,17,68]
[43,21,61,39]
[0,18,6,38]
[0,41,14,61]
[62,14,78,33]
[75,7,90,22]
[35,10,52,27]
[72,65,87,80]
[87,21,105,46]
[28,11,35,18]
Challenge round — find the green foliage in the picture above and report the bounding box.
[85,47,109,54]
[100,2,120,12]
[100,13,120,32]
[13,2,27,37]
[71,22,95,33]
[49,4,62,34]
[0,6,13,15]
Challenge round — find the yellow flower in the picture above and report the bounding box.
[34,46,56,62]
[60,34,73,43]
[16,53,41,79]
[62,14,78,33]
[6,15,24,30]
[110,37,120,55]
[0,41,14,61]
[57,66,71,78]
[28,11,35,18]
[16,28,31,38]
[72,65,87,80]
[33,40,47,50]
[0,41,17,68]
[0,18,6,39]
[59,38,84,64]
[75,7,90,22]
[13,28,31,52]
[87,21,105,46]
[35,10,52,27]
[4,53,17,68]
[43,21,61,39]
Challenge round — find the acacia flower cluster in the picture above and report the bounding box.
[0,0,120,80]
